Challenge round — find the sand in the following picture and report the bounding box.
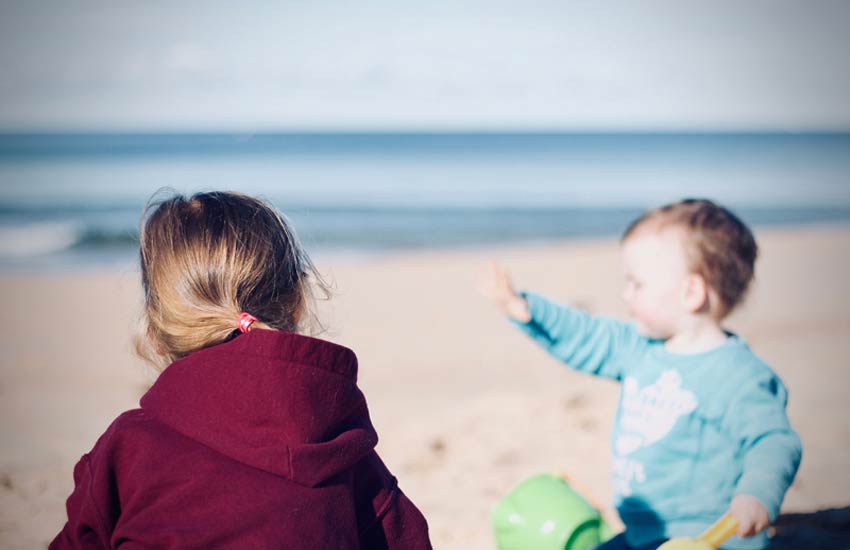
[1,223,849,549]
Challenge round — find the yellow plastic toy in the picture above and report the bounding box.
[657,515,739,550]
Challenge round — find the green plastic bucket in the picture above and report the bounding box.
[493,473,615,550]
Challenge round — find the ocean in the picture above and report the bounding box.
[1,132,849,272]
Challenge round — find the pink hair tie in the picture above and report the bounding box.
[237,312,258,334]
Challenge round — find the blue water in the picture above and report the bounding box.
[1,132,849,271]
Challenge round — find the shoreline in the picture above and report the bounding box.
[1,218,849,279]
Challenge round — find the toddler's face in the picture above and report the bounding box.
[620,227,692,339]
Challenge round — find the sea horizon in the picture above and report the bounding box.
[1,131,849,272]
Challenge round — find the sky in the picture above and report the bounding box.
[1,1,849,131]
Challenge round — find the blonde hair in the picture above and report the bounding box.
[135,190,329,371]
[622,198,758,319]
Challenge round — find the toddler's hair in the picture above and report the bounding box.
[622,198,757,319]
[135,190,328,370]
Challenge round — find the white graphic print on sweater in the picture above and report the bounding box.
[612,370,698,496]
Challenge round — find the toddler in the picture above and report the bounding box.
[51,191,432,549]
[481,199,801,550]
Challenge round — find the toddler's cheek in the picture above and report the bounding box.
[632,307,656,327]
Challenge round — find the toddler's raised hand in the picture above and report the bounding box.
[477,262,531,322]
[727,494,770,538]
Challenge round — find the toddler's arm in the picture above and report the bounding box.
[722,371,802,534]
[478,263,644,381]
[513,291,644,380]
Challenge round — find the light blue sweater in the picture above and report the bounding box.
[512,292,802,550]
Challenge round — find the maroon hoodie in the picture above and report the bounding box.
[50,329,431,549]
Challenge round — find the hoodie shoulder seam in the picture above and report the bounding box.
[288,446,294,479]
[360,476,400,535]
[80,454,111,543]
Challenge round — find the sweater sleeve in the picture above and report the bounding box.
[49,455,110,550]
[355,453,432,550]
[510,291,645,381]
[722,371,803,521]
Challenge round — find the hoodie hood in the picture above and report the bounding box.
[140,329,378,487]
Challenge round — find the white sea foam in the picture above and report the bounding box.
[0,221,84,258]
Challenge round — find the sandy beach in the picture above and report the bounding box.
[1,223,849,549]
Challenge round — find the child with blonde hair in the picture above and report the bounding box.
[480,198,801,550]
[51,191,431,549]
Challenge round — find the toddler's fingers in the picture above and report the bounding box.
[487,260,504,281]
[754,514,770,534]
[736,517,756,538]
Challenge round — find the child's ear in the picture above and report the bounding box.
[682,273,709,314]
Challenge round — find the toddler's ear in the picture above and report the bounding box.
[682,273,710,314]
